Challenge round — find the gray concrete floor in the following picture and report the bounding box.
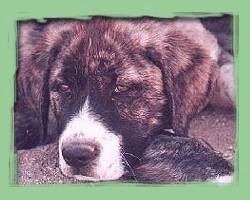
[17,106,235,185]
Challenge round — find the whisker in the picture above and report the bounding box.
[123,152,141,161]
[121,153,137,182]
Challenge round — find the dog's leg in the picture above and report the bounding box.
[122,135,233,184]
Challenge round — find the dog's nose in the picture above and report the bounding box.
[62,142,100,168]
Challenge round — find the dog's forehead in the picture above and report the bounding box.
[50,56,86,81]
[51,22,161,82]
[87,49,118,74]
[86,45,140,77]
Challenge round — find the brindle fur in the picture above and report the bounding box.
[15,16,233,182]
[122,134,233,183]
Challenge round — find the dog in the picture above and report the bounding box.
[15,16,234,183]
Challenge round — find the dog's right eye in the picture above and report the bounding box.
[52,83,70,93]
[113,83,144,99]
[114,85,128,93]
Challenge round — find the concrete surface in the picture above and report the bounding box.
[17,106,236,185]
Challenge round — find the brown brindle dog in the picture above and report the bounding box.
[15,16,234,183]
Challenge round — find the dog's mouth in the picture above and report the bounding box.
[59,142,123,181]
[59,150,125,182]
[59,135,125,182]
[69,162,101,182]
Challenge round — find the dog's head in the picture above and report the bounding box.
[49,20,172,181]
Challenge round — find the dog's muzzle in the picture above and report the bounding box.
[58,98,124,181]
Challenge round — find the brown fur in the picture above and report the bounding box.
[16,17,219,149]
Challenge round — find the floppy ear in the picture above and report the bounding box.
[144,32,218,135]
[15,21,55,149]
[15,21,49,149]
[15,20,86,149]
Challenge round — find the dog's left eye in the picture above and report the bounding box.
[57,83,70,93]
[113,83,144,97]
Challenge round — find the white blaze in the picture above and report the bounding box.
[59,97,124,181]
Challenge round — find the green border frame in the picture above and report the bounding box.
[0,0,248,199]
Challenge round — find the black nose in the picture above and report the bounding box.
[62,142,100,168]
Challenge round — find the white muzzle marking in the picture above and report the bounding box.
[59,97,124,181]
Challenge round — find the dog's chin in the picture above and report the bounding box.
[73,175,101,182]
[60,164,124,182]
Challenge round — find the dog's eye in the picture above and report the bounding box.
[57,83,70,93]
[114,85,128,93]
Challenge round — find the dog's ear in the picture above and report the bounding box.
[15,20,54,149]
[143,46,174,133]
[15,21,47,149]
[143,32,218,135]
[15,20,83,149]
